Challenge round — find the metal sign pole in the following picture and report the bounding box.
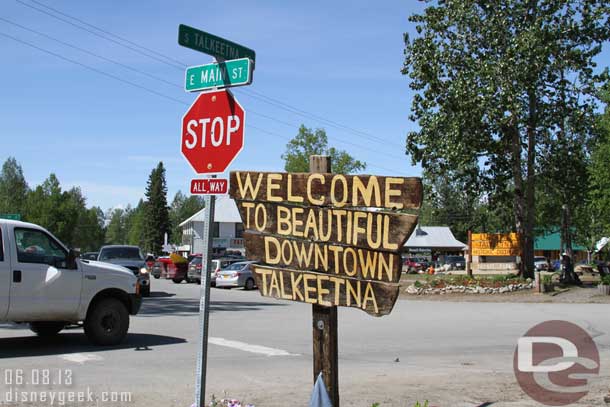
[195,183,216,407]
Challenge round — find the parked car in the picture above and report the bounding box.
[156,255,189,284]
[187,256,244,286]
[534,256,549,271]
[187,253,201,263]
[145,254,156,271]
[81,252,99,261]
[444,255,466,271]
[215,261,258,290]
[0,219,141,345]
[187,255,203,284]
[151,257,165,279]
[551,259,562,271]
[403,257,427,273]
[98,245,151,297]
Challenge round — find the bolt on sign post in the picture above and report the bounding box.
[179,24,253,407]
[229,158,423,405]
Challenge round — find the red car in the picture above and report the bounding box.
[403,257,427,273]
[156,257,189,284]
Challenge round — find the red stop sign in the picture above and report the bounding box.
[181,90,245,174]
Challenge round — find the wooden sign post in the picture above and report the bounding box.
[229,157,423,406]
[310,156,339,406]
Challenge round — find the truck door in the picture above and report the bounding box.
[0,225,10,320]
[7,226,83,321]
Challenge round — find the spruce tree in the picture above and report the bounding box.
[144,162,170,254]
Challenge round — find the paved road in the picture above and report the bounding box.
[0,279,609,407]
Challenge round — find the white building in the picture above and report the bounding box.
[403,226,467,256]
[178,196,244,255]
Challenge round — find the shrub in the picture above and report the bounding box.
[600,275,610,286]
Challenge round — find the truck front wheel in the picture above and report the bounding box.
[84,298,130,346]
[30,322,65,337]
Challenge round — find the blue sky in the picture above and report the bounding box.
[0,1,608,211]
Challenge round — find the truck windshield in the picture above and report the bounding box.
[99,247,143,261]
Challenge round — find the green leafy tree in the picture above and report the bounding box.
[419,170,513,242]
[0,157,29,215]
[0,158,104,251]
[143,162,170,254]
[72,205,105,252]
[126,200,147,249]
[25,174,80,244]
[105,207,127,244]
[403,0,609,277]
[589,86,610,237]
[282,125,366,173]
[169,191,205,245]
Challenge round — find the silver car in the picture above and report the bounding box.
[187,257,244,286]
[215,261,258,290]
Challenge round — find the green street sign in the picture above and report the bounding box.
[185,58,252,92]
[0,213,21,221]
[178,24,256,64]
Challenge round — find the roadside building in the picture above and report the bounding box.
[403,226,467,261]
[178,196,244,256]
[534,230,587,262]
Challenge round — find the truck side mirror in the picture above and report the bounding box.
[67,249,79,270]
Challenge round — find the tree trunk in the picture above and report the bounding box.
[509,122,527,277]
[523,89,537,279]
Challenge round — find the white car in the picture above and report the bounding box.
[534,256,549,271]
[0,220,141,345]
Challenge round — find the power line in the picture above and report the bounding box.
[247,125,400,174]
[15,0,185,70]
[15,0,407,152]
[0,16,408,162]
[238,88,399,146]
[0,31,187,105]
[0,30,406,175]
[25,0,187,68]
[0,16,180,89]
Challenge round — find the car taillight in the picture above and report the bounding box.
[196,264,202,270]
[233,272,240,277]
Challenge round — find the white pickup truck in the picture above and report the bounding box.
[0,219,142,345]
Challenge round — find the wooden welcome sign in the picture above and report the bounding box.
[229,171,422,316]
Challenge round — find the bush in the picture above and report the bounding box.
[600,275,610,286]
[542,274,553,285]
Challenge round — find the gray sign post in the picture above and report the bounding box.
[179,24,253,407]
[195,191,215,407]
